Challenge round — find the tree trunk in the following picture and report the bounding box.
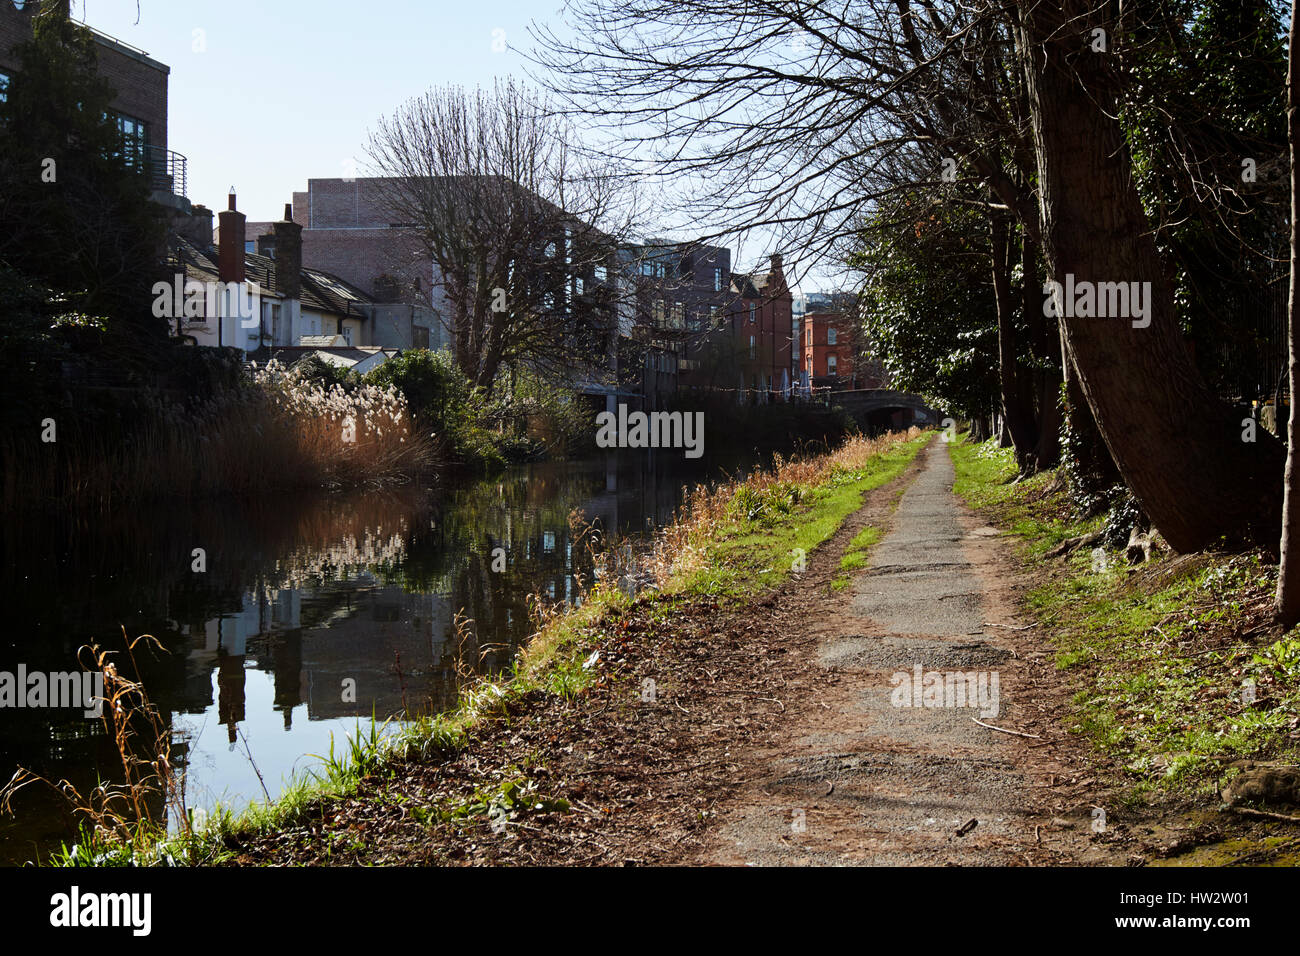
[1062,342,1120,514]
[991,216,1039,468]
[1276,0,1300,626]
[1013,0,1285,551]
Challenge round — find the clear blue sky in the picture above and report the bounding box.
[74,0,825,290]
[75,0,559,221]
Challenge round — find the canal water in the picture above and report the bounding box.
[0,450,761,863]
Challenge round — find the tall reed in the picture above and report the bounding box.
[2,359,439,513]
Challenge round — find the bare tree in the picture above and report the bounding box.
[365,79,641,396]
[534,0,1284,549]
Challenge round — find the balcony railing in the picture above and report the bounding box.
[134,145,187,199]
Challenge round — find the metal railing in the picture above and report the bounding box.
[135,145,187,198]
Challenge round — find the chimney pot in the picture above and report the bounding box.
[228,190,237,211]
[283,203,294,222]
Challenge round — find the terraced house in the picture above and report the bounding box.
[165,194,403,375]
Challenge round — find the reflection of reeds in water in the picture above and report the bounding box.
[273,528,410,588]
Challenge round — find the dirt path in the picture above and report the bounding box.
[696,438,1129,865]
[224,435,1140,867]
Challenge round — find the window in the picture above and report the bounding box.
[594,264,607,282]
[642,262,654,276]
[672,302,684,328]
[545,241,557,258]
[749,305,756,324]
[270,304,282,343]
[749,335,756,360]
[827,354,838,375]
[574,276,585,296]
[827,327,837,345]
[109,112,148,167]
[653,300,665,328]
[0,72,9,105]
[807,359,813,376]
[713,268,722,292]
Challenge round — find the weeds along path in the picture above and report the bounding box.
[696,439,1131,865]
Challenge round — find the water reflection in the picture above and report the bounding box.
[0,450,754,863]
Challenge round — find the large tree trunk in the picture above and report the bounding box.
[991,215,1038,467]
[1276,0,1300,626]
[1013,0,1285,551]
[1062,340,1120,514]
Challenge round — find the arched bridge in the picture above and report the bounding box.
[824,388,942,433]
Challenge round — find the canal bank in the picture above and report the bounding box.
[171,428,931,865]
[14,428,925,864]
[2,444,794,864]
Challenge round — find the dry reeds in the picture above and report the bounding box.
[0,630,189,862]
[2,359,439,513]
[647,428,922,585]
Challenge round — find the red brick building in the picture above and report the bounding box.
[802,311,888,390]
[726,254,793,402]
[2,1,180,206]
[241,178,447,350]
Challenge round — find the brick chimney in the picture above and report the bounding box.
[218,191,246,284]
[271,202,302,299]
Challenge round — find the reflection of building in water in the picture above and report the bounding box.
[178,576,454,733]
[216,647,245,744]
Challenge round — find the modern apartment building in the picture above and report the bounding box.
[1,0,187,211]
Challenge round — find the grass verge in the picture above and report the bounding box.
[948,435,1300,805]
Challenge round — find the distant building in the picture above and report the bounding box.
[235,179,448,351]
[728,255,794,403]
[801,310,889,393]
[167,194,402,369]
[248,178,437,318]
[618,239,737,407]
